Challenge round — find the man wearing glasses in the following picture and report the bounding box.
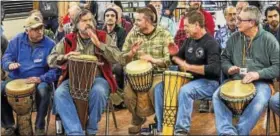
[1,15,59,135]
[213,6,279,135]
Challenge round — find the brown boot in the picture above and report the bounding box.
[128,117,146,134]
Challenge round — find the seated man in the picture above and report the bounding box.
[1,15,58,135]
[47,9,135,135]
[121,7,174,134]
[213,6,279,135]
[154,10,221,134]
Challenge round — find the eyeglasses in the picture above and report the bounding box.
[31,25,44,32]
[237,16,252,23]
[105,14,116,18]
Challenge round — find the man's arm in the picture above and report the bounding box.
[47,39,67,68]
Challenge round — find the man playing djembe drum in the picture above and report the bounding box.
[213,6,280,135]
[47,9,137,135]
[154,10,221,135]
[121,7,174,134]
[1,15,59,135]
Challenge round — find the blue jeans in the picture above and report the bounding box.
[1,79,51,129]
[154,78,219,132]
[213,81,271,135]
[269,92,280,116]
[54,77,110,135]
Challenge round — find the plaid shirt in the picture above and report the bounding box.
[122,26,173,73]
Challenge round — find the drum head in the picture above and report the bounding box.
[220,80,255,99]
[69,55,97,61]
[6,79,35,96]
[164,71,193,79]
[125,60,153,74]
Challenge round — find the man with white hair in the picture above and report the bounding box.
[55,5,81,42]
[215,6,237,50]
[213,6,279,135]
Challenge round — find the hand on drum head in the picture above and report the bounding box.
[8,63,21,70]
[26,77,41,84]
[172,56,189,72]
[168,43,179,56]
[140,54,155,63]
[65,51,80,59]
[242,72,260,84]
[228,66,240,75]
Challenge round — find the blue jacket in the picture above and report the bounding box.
[2,32,59,83]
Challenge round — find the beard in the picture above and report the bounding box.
[270,20,279,28]
[190,4,200,11]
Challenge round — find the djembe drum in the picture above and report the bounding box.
[162,71,193,135]
[68,55,98,129]
[125,60,154,117]
[6,79,36,135]
[220,80,256,116]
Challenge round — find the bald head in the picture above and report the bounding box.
[68,5,81,21]
[236,1,249,14]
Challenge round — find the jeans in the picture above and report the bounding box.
[269,92,280,116]
[213,81,271,135]
[54,77,110,135]
[1,79,52,129]
[154,78,219,132]
[112,63,124,89]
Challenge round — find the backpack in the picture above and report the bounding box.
[39,1,58,18]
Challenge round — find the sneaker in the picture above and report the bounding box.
[199,100,210,113]
[35,128,45,136]
[4,127,15,136]
[128,118,147,134]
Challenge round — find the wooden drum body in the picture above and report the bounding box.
[220,80,256,116]
[162,71,193,135]
[125,60,154,117]
[68,55,98,129]
[6,79,35,135]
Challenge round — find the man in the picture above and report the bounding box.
[122,7,174,134]
[109,4,133,35]
[215,6,238,50]
[149,2,177,37]
[103,7,126,106]
[213,6,279,135]
[47,9,136,135]
[154,10,220,134]
[264,6,280,43]
[1,15,58,135]
[265,6,280,118]
[236,1,249,14]
[55,5,81,42]
[188,1,215,36]
[30,9,55,40]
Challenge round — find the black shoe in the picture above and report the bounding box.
[174,130,188,135]
[199,100,210,113]
[4,127,15,136]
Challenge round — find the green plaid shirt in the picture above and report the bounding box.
[122,26,173,73]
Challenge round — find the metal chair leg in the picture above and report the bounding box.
[272,112,278,132]
[109,100,118,129]
[105,99,110,135]
[45,83,55,135]
[266,107,270,136]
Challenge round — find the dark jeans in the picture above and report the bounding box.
[112,63,124,90]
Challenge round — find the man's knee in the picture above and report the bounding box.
[269,93,279,108]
